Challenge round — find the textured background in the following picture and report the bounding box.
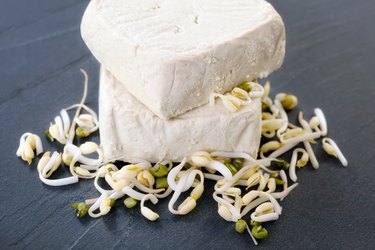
[1,0,374,249]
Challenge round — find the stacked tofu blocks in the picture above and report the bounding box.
[81,0,285,162]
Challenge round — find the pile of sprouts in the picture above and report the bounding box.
[16,70,347,245]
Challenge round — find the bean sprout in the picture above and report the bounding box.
[298,112,319,169]
[16,133,43,164]
[141,194,159,221]
[322,138,348,167]
[271,183,299,199]
[251,211,279,223]
[248,82,264,98]
[289,148,309,182]
[213,192,241,222]
[210,82,263,112]
[88,192,111,218]
[274,94,289,137]
[314,108,328,136]
[241,196,269,217]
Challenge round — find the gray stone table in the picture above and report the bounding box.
[0,0,374,249]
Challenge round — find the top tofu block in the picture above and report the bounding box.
[81,0,285,119]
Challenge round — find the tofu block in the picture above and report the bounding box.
[99,69,262,163]
[82,0,285,119]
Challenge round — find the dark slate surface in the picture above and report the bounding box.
[1,0,374,249]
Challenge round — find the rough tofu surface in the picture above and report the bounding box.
[99,69,262,163]
[82,0,285,119]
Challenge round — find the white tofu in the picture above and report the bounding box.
[82,0,285,119]
[99,69,262,163]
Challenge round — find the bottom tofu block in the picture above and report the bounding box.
[99,69,262,163]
